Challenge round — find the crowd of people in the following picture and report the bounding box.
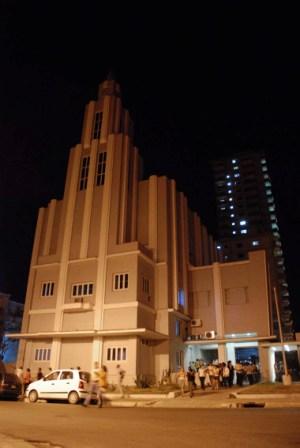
[176,359,260,397]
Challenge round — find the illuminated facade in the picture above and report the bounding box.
[13,77,281,384]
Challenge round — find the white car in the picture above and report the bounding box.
[26,369,90,404]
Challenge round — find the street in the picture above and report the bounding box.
[0,401,299,448]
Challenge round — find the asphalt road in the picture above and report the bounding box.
[0,401,299,448]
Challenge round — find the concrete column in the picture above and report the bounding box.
[218,343,227,363]
[212,262,225,338]
[50,338,61,370]
[42,199,56,256]
[148,176,158,261]
[170,180,178,309]
[202,225,210,265]
[80,140,97,259]
[81,101,95,149]
[94,135,116,329]
[54,145,82,333]
[118,136,130,244]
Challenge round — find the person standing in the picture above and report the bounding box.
[15,366,24,396]
[198,364,207,391]
[37,367,44,380]
[82,361,102,407]
[98,365,108,407]
[228,361,235,387]
[187,367,195,398]
[116,364,125,397]
[176,367,186,397]
[23,368,31,392]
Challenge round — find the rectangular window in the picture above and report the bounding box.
[93,111,103,139]
[106,347,127,362]
[96,151,107,186]
[79,156,90,191]
[177,289,185,307]
[113,273,129,291]
[41,282,55,297]
[71,283,93,298]
[34,348,51,362]
[142,277,150,294]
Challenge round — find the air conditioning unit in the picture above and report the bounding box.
[191,319,202,327]
[204,330,216,339]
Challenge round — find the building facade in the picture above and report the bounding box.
[12,78,282,384]
[212,152,293,340]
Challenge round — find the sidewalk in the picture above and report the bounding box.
[0,433,36,448]
[104,385,300,409]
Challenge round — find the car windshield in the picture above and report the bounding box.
[79,371,90,382]
[44,371,60,381]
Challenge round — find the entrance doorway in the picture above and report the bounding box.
[235,346,259,364]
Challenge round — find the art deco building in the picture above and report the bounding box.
[11,77,283,384]
[212,152,293,339]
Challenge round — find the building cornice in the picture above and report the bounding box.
[184,335,277,345]
[7,328,168,341]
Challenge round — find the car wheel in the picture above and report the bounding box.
[68,391,79,404]
[28,390,38,403]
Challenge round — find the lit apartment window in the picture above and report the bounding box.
[107,347,127,361]
[79,156,90,191]
[72,283,93,297]
[35,348,51,362]
[261,158,266,164]
[231,222,236,226]
[265,181,271,187]
[217,245,222,250]
[241,229,247,234]
[234,173,240,178]
[41,282,54,297]
[233,166,239,170]
[228,190,232,194]
[114,273,129,290]
[232,159,237,164]
[230,205,234,210]
[227,182,232,186]
[230,214,235,218]
[226,175,231,179]
[262,166,268,172]
[252,240,259,246]
[269,205,275,212]
[178,289,185,307]
[232,230,236,235]
[93,111,103,139]
[239,220,247,226]
[96,151,107,186]
[266,189,272,196]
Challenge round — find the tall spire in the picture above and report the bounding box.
[98,70,121,99]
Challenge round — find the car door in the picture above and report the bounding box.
[37,370,61,399]
[56,370,74,399]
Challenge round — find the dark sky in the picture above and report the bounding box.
[0,2,299,330]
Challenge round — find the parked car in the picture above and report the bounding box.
[0,372,22,400]
[26,369,90,404]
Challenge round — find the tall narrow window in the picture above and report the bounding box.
[113,273,129,290]
[96,151,107,186]
[79,156,90,191]
[41,282,55,297]
[93,111,103,139]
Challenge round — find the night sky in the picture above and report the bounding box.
[1,3,299,330]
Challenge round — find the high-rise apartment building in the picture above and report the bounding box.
[212,152,293,339]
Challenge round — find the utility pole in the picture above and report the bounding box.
[273,287,292,385]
